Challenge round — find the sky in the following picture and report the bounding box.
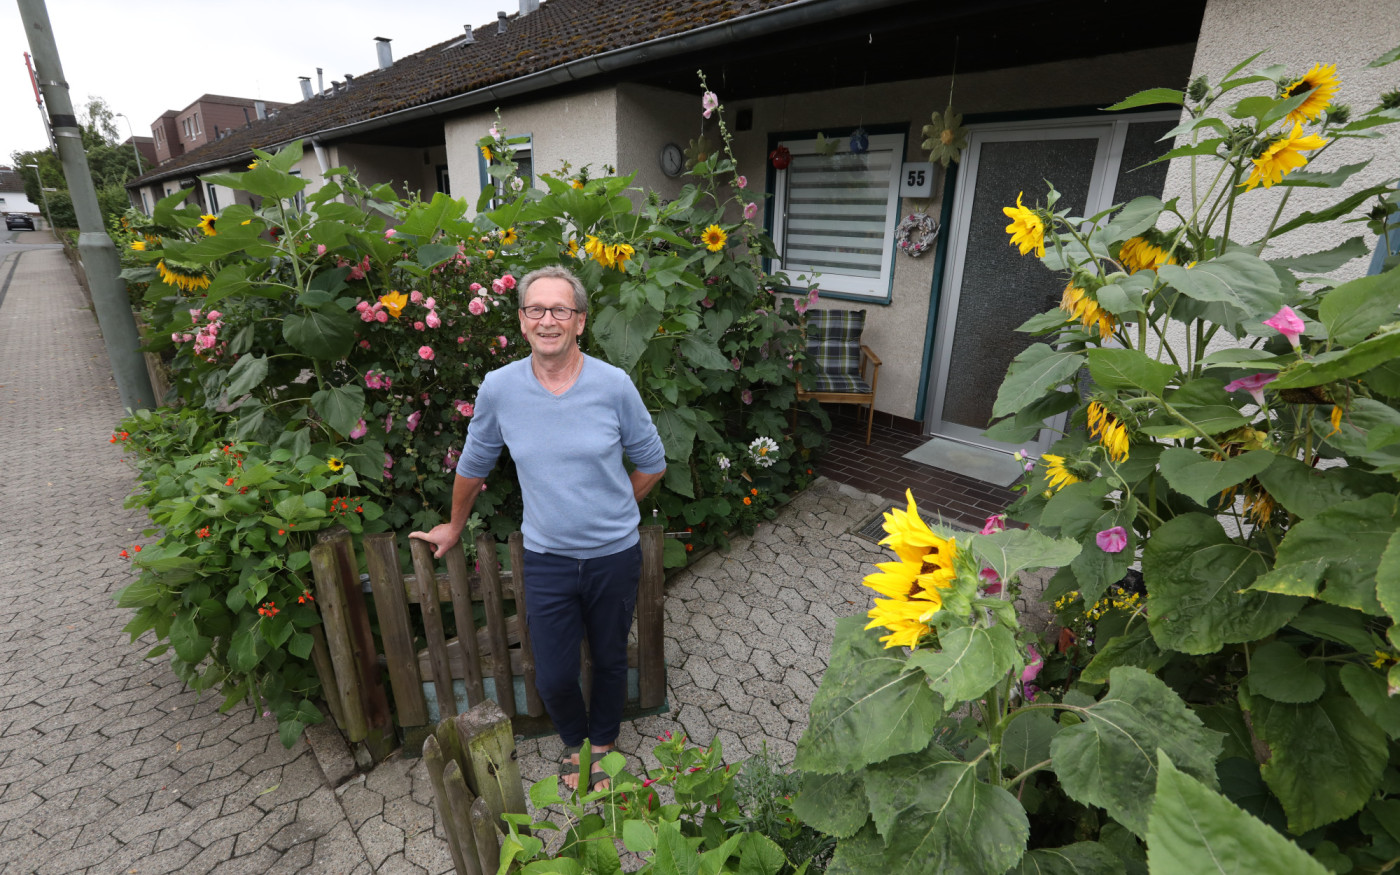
[3,0,507,164]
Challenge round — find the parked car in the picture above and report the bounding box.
[5,213,35,231]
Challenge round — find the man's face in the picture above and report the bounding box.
[519,276,586,359]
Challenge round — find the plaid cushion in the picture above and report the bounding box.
[810,373,872,393]
[805,309,866,377]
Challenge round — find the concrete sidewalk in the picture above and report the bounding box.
[0,244,987,873]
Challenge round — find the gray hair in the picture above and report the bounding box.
[518,265,588,312]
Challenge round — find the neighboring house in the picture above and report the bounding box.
[149,95,291,168]
[124,0,1400,455]
[0,167,41,217]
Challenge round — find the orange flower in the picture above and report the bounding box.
[197,527,211,538]
[743,497,752,505]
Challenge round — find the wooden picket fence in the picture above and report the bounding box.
[307,525,667,763]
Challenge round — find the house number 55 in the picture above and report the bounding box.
[899,162,935,198]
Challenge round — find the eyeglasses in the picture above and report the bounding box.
[519,305,582,320]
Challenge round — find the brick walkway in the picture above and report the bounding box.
[0,242,987,872]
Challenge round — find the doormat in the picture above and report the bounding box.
[902,437,1025,488]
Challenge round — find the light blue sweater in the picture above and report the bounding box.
[456,354,667,558]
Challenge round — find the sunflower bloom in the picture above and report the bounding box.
[327,457,345,472]
[571,179,585,189]
[863,491,960,649]
[130,240,146,251]
[584,235,612,268]
[379,290,409,318]
[1283,63,1340,125]
[1244,488,1276,526]
[1003,192,1045,257]
[1328,404,1343,437]
[1060,284,1116,338]
[566,239,580,257]
[1118,236,1175,273]
[1087,401,1130,463]
[481,145,493,161]
[879,490,956,565]
[1042,454,1081,492]
[865,596,943,650]
[702,224,728,252]
[1240,123,1329,191]
[197,214,217,236]
[500,227,518,246]
[609,242,635,269]
[156,259,211,293]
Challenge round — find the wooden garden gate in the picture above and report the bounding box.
[306,526,667,762]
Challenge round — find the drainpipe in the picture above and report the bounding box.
[311,140,330,175]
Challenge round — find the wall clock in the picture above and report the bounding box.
[660,142,684,178]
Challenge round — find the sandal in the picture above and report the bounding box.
[560,759,611,792]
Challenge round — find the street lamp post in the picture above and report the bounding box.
[113,112,144,175]
[24,163,53,231]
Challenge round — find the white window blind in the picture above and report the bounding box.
[772,132,904,300]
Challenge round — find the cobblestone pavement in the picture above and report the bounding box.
[1,245,1033,872]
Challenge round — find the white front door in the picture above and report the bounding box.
[924,114,1178,453]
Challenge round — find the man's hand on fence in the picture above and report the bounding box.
[409,524,461,559]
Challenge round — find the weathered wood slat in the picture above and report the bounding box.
[364,533,429,727]
[410,539,459,719]
[308,625,347,731]
[400,569,518,604]
[468,796,499,875]
[474,534,516,718]
[423,735,474,875]
[443,546,487,709]
[458,700,528,827]
[445,759,486,875]
[324,532,393,735]
[309,542,368,742]
[508,532,545,718]
[638,524,666,709]
[413,615,517,678]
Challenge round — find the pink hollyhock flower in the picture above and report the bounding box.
[384,413,394,431]
[1223,372,1278,406]
[316,244,327,257]
[701,296,714,308]
[419,345,435,361]
[413,321,426,332]
[980,514,1006,535]
[1263,305,1305,350]
[384,228,397,239]
[794,299,808,315]
[359,339,371,349]
[497,336,508,348]
[170,332,182,343]
[488,124,499,138]
[410,290,423,304]
[426,311,441,329]
[375,310,388,323]
[979,567,1003,594]
[731,357,741,371]
[741,389,753,405]
[206,310,222,321]
[406,410,422,432]
[808,287,820,304]
[736,175,747,189]
[1022,644,1044,685]
[349,418,367,439]
[383,452,394,479]
[743,202,758,220]
[701,91,719,118]
[443,448,460,471]
[469,298,488,316]
[456,401,474,417]
[1096,526,1128,553]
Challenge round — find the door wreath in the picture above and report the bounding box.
[895,212,940,257]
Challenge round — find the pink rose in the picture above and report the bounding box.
[206,310,221,321]
[413,321,426,332]
[375,310,388,323]
[497,336,508,349]
[468,298,487,316]
[469,282,483,294]
[425,297,436,310]
[182,333,193,343]
[355,301,370,313]
[492,277,507,294]
[1096,526,1128,553]
[359,339,370,349]
[455,401,474,418]
[419,345,435,361]
[1263,305,1305,350]
[426,311,441,329]
[410,290,423,304]
[500,274,515,290]
[189,309,202,321]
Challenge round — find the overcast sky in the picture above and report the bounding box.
[3,0,508,164]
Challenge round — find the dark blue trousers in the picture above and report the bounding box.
[522,544,640,747]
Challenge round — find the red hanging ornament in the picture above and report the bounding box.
[769,145,792,170]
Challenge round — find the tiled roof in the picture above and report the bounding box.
[131,0,803,184]
[0,167,24,192]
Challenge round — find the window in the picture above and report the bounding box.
[193,112,201,135]
[206,183,220,212]
[770,131,906,301]
[436,164,450,195]
[477,135,533,208]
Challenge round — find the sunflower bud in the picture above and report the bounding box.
[1187,75,1210,102]
[1326,103,1352,125]
[1380,89,1400,111]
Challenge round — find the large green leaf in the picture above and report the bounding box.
[311,385,366,437]
[1255,493,1399,616]
[794,616,943,774]
[1079,623,1170,684]
[1104,88,1184,111]
[1010,843,1121,875]
[1101,197,1166,244]
[1256,453,1393,519]
[591,305,656,372]
[842,744,1028,875]
[1085,348,1176,396]
[907,624,1020,703]
[1000,709,1060,776]
[1143,514,1301,654]
[170,611,213,664]
[1246,688,1388,834]
[1157,252,1281,325]
[678,334,731,371]
[967,528,1082,587]
[992,345,1086,419]
[984,391,1080,443]
[1318,266,1400,346]
[792,771,868,838]
[1157,448,1274,506]
[1274,161,1372,189]
[223,354,269,399]
[1270,330,1400,389]
[654,408,697,462]
[1246,641,1325,703]
[1139,379,1249,438]
[1318,398,1400,473]
[282,308,357,360]
[1146,752,1328,874]
[1269,182,1399,238]
[1050,667,1222,837]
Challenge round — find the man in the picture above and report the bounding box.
[410,264,666,791]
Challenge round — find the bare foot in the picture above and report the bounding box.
[562,744,614,791]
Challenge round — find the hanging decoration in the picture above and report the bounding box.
[849,127,869,154]
[921,36,968,168]
[684,134,716,171]
[813,133,839,157]
[895,212,940,258]
[769,144,792,169]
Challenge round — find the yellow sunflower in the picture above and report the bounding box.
[865,596,942,650]
[130,240,146,251]
[500,227,518,246]
[571,179,585,190]
[379,290,408,318]
[1240,123,1329,191]
[326,457,345,472]
[1087,401,1130,463]
[566,239,580,258]
[481,145,493,161]
[1118,236,1176,273]
[608,241,635,269]
[1060,283,1116,338]
[879,490,957,566]
[1328,404,1344,437]
[1003,192,1045,257]
[197,214,218,237]
[584,235,611,267]
[1041,454,1082,492]
[701,224,728,252]
[247,160,259,170]
[1283,63,1341,125]
[156,259,211,293]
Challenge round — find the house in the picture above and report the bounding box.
[125,0,1400,457]
[0,166,42,218]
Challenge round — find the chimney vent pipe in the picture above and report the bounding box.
[317,67,324,95]
[299,77,312,100]
[497,11,508,34]
[375,36,392,69]
[254,100,266,120]
[462,24,475,43]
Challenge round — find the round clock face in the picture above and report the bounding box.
[660,143,684,178]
